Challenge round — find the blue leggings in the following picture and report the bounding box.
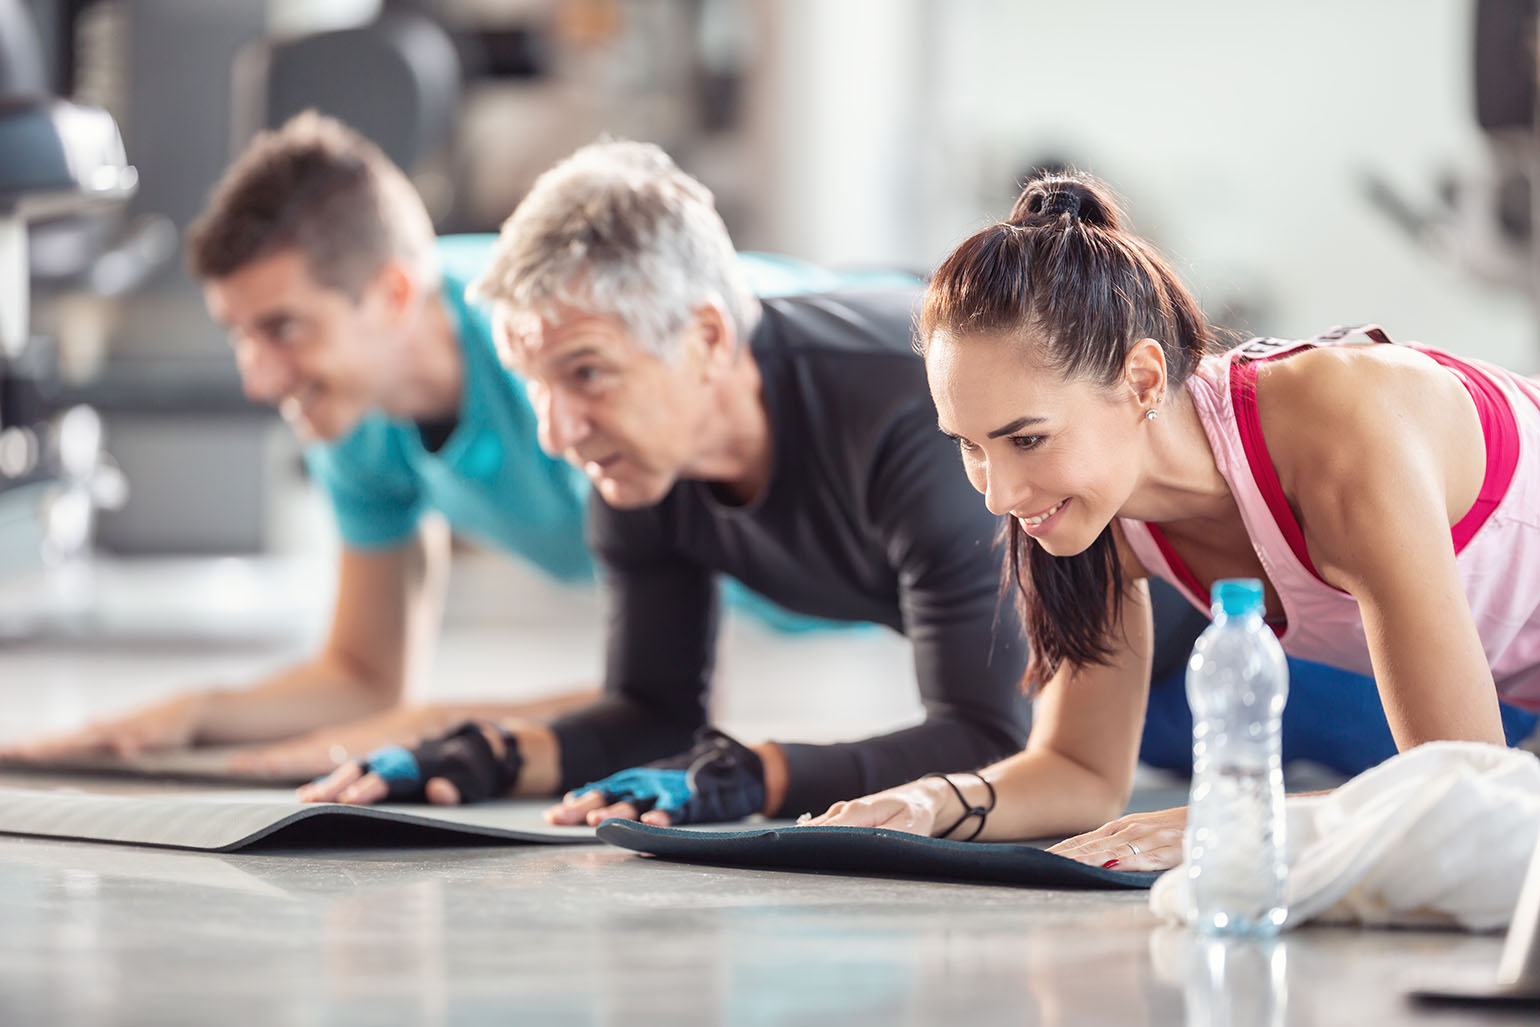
[1139,657,1539,777]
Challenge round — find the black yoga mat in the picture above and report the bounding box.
[596,820,1161,890]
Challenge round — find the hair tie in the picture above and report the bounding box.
[1041,191,1081,220]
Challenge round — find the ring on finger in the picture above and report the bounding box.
[1127,842,1141,856]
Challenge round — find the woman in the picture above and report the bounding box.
[804,172,1540,871]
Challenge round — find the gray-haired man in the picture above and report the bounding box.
[303,140,1043,824]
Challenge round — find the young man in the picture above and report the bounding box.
[0,113,602,777]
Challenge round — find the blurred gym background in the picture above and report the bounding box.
[2,0,1537,634]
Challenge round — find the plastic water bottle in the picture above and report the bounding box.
[1184,578,1289,934]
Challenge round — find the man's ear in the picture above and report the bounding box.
[1124,337,1168,408]
[371,259,419,322]
[688,301,737,379]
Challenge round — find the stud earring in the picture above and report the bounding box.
[1145,407,1159,422]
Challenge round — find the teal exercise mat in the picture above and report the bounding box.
[0,786,598,852]
[596,820,1160,890]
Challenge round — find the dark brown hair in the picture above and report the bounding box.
[919,172,1213,688]
[186,111,436,299]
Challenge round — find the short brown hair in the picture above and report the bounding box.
[186,111,437,299]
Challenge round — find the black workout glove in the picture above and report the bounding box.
[357,721,522,803]
[576,728,767,825]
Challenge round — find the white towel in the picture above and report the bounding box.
[1150,741,1540,931]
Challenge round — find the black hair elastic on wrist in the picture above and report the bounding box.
[924,771,998,842]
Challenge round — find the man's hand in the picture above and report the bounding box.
[1046,806,1187,871]
[544,729,766,827]
[0,692,208,762]
[227,705,461,780]
[298,721,522,806]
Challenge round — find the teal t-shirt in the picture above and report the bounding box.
[303,235,592,580]
[304,235,918,588]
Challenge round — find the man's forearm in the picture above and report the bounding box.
[505,721,563,796]
[752,741,788,815]
[547,696,703,792]
[196,657,398,745]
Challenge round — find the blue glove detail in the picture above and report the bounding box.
[356,721,522,803]
[362,745,422,787]
[579,728,767,825]
[578,767,694,815]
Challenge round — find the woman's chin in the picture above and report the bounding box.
[1034,536,1082,558]
[1029,524,1104,558]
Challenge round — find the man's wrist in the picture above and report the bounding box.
[506,722,561,796]
[185,687,226,740]
[752,741,787,816]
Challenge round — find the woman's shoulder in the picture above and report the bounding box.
[1255,342,1453,427]
[1256,343,1473,494]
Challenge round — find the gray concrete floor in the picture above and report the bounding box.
[0,831,1523,1026]
[0,555,1530,1025]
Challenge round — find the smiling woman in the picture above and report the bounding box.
[803,170,1540,873]
[923,174,1212,687]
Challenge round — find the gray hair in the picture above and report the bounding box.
[468,140,756,358]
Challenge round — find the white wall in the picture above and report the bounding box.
[749,0,1538,369]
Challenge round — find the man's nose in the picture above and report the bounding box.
[537,388,588,458]
[234,340,295,405]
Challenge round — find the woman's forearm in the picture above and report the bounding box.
[938,745,1132,842]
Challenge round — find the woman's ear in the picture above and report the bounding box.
[1125,338,1168,408]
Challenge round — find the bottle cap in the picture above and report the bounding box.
[1212,577,1264,616]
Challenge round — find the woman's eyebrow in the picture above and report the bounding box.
[987,415,1047,438]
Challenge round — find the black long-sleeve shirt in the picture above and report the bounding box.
[548,289,1037,816]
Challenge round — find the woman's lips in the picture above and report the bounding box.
[1017,498,1068,536]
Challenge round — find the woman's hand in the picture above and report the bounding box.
[796,777,955,836]
[1047,806,1186,871]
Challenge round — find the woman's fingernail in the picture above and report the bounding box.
[1101,859,1120,869]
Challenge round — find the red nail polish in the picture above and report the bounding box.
[1101,859,1120,869]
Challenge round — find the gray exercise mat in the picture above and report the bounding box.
[597,820,1160,890]
[0,747,309,784]
[0,786,598,851]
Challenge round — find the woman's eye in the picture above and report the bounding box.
[1010,434,1044,451]
[953,437,978,455]
[571,365,602,386]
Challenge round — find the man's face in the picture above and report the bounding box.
[203,249,397,443]
[497,302,716,509]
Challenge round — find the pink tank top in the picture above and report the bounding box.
[1119,324,1540,711]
